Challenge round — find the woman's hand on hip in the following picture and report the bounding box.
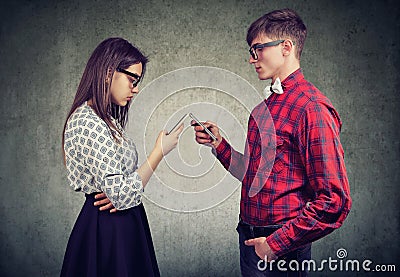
[94,192,117,213]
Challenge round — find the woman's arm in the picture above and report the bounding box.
[137,126,182,186]
[95,125,183,211]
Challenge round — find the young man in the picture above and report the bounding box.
[193,9,352,276]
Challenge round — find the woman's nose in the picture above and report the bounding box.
[132,85,139,94]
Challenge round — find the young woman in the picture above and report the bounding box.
[61,37,182,276]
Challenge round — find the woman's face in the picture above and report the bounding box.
[110,63,143,106]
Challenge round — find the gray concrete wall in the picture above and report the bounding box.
[0,0,399,276]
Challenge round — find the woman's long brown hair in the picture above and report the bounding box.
[62,38,148,163]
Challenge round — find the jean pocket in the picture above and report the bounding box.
[296,244,312,261]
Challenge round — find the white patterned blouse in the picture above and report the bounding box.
[64,102,143,210]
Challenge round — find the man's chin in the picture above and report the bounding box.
[257,73,271,81]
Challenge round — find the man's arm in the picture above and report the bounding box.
[194,121,248,181]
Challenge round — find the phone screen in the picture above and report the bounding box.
[189,113,217,141]
[167,113,188,135]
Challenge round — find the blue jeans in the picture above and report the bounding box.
[237,221,311,277]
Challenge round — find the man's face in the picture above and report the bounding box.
[249,33,285,80]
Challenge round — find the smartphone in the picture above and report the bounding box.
[189,113,217,141]
[167,113,188,135]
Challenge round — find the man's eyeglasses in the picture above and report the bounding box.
[116,67,142,88]
[249,40,288,60]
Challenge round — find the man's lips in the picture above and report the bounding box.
[255,67,262,72]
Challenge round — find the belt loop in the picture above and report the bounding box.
[250,225,254,237]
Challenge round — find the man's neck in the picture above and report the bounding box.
[272,60,300,83]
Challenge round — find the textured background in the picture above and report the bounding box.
[0,0,399,276]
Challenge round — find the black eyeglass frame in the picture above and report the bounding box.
[116,67,142,88]
[249,39,295,60]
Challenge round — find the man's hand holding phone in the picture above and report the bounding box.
[190,114,222,148]
[166,112,222,148]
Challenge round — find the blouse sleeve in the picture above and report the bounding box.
[64,112,144,210]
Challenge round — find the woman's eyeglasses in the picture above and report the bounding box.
[116,67,141,88]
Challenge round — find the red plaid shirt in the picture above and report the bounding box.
[215,69,352,256]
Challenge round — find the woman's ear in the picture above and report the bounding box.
[105,68,113,84]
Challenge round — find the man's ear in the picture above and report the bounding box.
[282,40,294,57]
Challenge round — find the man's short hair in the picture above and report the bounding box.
[247,9,307,59]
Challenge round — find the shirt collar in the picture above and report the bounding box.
[281,68,304,91]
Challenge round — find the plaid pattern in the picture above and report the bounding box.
[215,69,351,256]
[64,103,144,210]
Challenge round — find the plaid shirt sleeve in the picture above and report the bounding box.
[266,102,352,257]
[214,137,247,182]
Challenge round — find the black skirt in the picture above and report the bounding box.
[61,193,160,277]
